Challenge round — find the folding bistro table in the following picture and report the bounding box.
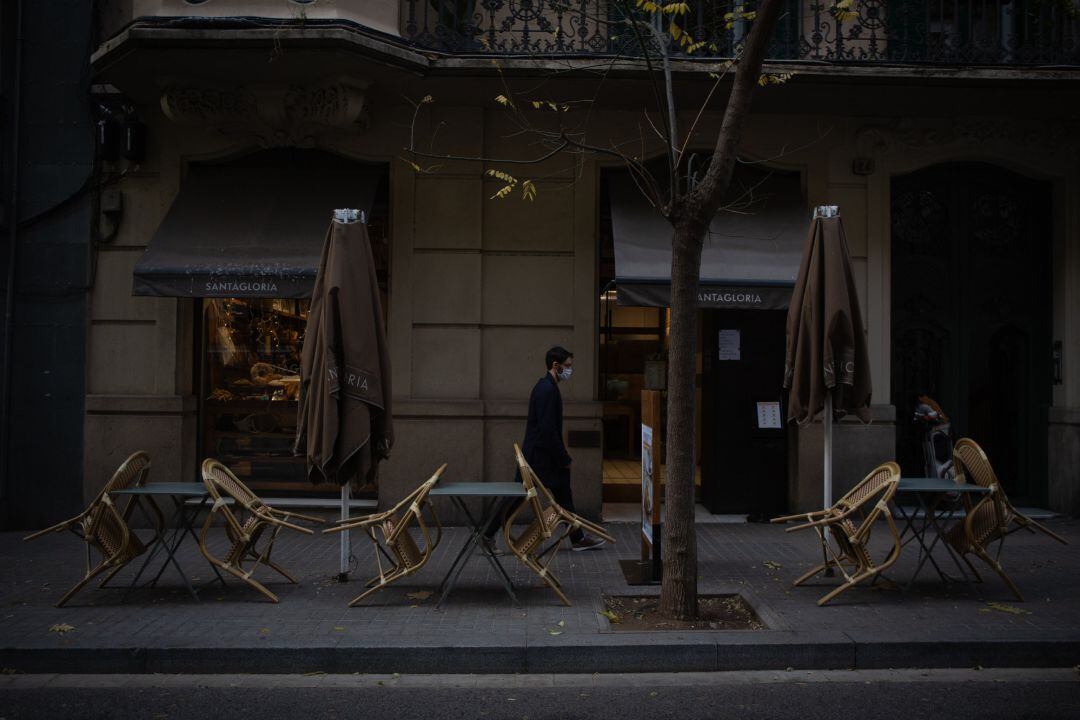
[895,477,990,594]
[429,482,527,609]
[110,482,225,601]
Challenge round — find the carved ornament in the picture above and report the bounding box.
[854,118,1080,174]
[160,79,370,148]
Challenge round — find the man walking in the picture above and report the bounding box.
[484,346,605,551]
[519,346,605,551]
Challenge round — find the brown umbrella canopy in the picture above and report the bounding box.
[783,213,872,425]
[295,218,392,486]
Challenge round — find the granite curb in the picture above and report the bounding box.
[3,634,1078,675]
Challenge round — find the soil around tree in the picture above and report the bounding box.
[602,594,764,631]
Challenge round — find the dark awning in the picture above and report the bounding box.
[133,153,382,298]
[609,166,806,309]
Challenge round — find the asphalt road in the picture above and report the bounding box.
[1,669,1078,720]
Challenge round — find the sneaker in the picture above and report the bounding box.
[481,536,504,556]
[571,534,606,552]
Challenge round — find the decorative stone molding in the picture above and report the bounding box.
[854,117,1080,174]
[160,78,370,147]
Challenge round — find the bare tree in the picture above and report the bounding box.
[406,0,793,620]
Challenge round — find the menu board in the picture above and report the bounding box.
[641,423,654,544]
[756,401,783,429]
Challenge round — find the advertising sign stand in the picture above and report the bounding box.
[620,389,663,585]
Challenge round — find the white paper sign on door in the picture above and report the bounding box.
[718,329,741,361]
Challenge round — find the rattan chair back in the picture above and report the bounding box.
[777,461,903,606]
[323,464,446,606]
[23,451,156,606]
[505,444,615,606]
[953,437,1066,546]
[199,458,319,603]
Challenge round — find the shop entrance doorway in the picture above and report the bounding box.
[891,163,1051,504]
[701,309,789,517]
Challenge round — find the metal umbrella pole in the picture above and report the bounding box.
[814,205,838,576]
[332,207,364,581]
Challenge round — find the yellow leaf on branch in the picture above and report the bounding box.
[521,180,536,202]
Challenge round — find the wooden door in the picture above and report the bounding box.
[891,163,1051,502]
[702,309,789,517]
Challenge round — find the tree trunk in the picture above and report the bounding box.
[659,219,706,620]
[656,0,785,621]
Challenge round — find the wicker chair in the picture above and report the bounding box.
[324,464,446,607]
[942,485,1023,601]
[772,462,902,606]
[953,438,1067,545]
[23,451,160,607]
[199,459,322,603]
[944,438,1060,602]
[505,444,616,606]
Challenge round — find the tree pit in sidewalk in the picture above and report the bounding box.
[602,594,764,631]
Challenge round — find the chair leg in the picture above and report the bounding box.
[247,541,298,585]
[793,562,830,587]
[959,552,984,583]
[23,519,77,542]
[528,557,571,606]
[817,568,876,607]
[220,561,280,603]
[348,568,409,607]
[263,559,299,584]
[97,563,127,589]
[56,561,112,608]
[204,544,281,603]
[973,548,1023,602]
[1018,517,1068,545]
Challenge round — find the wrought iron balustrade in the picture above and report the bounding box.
[401,1,1079,66]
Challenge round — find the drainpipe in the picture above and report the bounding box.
[1,0,23,510]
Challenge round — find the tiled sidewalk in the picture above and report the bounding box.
[1,517,1077,673]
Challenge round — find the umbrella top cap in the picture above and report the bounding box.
[333,208,365,224]
[813,205,839,219]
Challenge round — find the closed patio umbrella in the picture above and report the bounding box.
[783,206,871,534]
[295,209,393,578]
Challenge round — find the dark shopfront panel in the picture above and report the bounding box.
[604,161,804,516]
[134,150,389,494]
[701,309,789,517]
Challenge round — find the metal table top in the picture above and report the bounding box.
[430,482,527,498]
[111,483,208,497]
[897,477,990,494]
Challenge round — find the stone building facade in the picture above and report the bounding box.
[34,0,1079,526]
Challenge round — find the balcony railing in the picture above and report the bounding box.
[401,0,1080,66]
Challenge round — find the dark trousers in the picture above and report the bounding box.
[484,467,583,543]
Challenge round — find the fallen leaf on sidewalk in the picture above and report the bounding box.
[48,624,75,634]
[985,602,1031,615]
[259,627,271,635]
[333,626,345,631]
[548,629,563,636]
[763,560,783,570]
[557,620,565,627]
[598,609,621,623]
[406,590,433,601]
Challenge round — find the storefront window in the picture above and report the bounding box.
[200,298,329,492]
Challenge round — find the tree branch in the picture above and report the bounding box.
[687,0,785,222]
[617,0,677,208]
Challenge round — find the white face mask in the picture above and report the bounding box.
[558,366,573,382]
